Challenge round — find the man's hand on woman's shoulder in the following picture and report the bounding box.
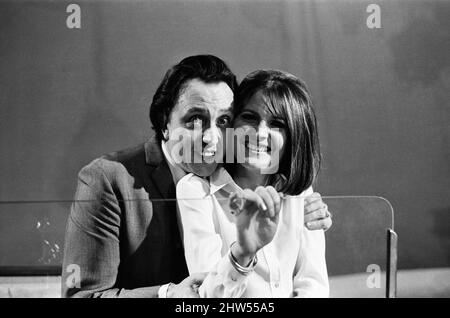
[304,192,332,231]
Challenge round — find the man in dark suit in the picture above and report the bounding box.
[61,55,332,297]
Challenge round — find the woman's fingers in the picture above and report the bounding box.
[255,186,275,218]
[242,188,267,213]
[232,187,283,219]
[265,186,281,217]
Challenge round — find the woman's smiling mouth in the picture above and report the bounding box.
[245,141,271,154]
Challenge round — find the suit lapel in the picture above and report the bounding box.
[145,137,175,199]
[151,160,176,199]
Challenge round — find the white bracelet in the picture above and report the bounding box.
[228,242,258,276]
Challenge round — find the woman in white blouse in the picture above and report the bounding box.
[177,69,329,298]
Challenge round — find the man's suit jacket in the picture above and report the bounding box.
[61,138,189,297]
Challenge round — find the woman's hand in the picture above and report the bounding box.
[229,186,282,266]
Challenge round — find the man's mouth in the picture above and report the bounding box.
[202,149,216,158]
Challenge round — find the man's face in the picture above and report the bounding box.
[165,79,234,177]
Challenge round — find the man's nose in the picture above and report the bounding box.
[203,125,220,147]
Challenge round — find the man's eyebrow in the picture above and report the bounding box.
[181,107,209,118]
[219,106,233,114]
[183,106,208,113]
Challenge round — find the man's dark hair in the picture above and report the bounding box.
[150,55,238,143]
[234,69,321,195]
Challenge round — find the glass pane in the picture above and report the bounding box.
[323,196,394,298]
[0,201,69,297]
[0,196,394,298]
[0,201,69,270]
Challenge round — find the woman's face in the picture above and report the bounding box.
[233,91,287,174]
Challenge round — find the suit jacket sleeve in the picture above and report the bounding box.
[61,158,159,298]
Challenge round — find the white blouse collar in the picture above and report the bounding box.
[209,167,240,195]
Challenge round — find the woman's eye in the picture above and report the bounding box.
[271,119,286,129]
[240,113,258,122]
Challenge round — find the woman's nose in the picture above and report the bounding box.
[258,121,269,141]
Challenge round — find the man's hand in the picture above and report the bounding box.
[304,192,332,231]
[166,273,207,298]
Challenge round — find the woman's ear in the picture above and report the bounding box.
[162,129,169,141]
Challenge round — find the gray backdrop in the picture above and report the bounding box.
[0,0,449,270]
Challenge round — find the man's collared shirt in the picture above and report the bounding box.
[161,140,188,187]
